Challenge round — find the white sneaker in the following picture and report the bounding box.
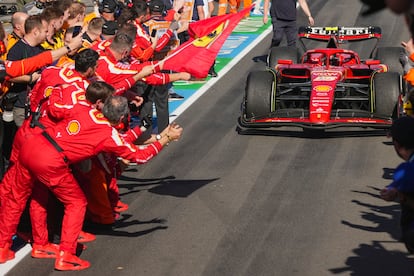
[251,9,263,15]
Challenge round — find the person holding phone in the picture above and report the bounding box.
[56,25,84,67]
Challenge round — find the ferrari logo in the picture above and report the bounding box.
[66,120,80,135]
[193,22,226,48]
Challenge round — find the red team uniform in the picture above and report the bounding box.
[131,19,174,62]
[9,66,90,164]
[94,40,171,95]
[0,91,165,264]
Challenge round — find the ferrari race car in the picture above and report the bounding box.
[239,26,406,131]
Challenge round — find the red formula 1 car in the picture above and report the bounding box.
[239,26,406,131]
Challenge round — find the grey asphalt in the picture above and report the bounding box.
[5,0,414,275]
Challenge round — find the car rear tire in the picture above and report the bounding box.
[267,46,298,69]
[373,47,404,75]
[244,70,274,120]
[372,72,402,117]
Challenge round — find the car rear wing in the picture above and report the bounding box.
[298,26,382,55]
[298,26,381,42]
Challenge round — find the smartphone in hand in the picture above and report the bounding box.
[151,29,157,38]
[72,25,82,38]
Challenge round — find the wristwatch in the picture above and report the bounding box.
[155,134,162,141]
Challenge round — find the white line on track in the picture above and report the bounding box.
[0,242,31,275]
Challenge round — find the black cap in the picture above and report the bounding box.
[102,21,118,35]
[390,116,414,149]
[148,0,165,13]
[101,0,118,13]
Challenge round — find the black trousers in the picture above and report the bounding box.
[270,18,297,47]
[139,83,169,135]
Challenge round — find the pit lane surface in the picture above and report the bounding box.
[5,0,414,275]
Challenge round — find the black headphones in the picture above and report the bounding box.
[34,0,47,10]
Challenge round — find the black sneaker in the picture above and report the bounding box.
[208,68,218,77]
[169,91,184,101]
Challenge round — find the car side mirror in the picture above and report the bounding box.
[278,59,293,65]
[365,59,380,65]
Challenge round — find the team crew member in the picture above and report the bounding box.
[55,26,86,67]
[0,51,99,262]
[3,33,83,79]
[28,82,103,261]
[263,0,314,47]
[95,32,191,95]
[7,15,48,127]
[130,0,180,62]
[4,49,98,204]
[6,12,29,52]
[81,17,104,50]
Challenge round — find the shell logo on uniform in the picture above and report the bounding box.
[44,86,54,97]
[193,22,226,48]
[66,120,81,135]
[314,85,332,92]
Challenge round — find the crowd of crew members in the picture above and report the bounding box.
[0,0,215,271]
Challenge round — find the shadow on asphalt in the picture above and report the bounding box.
[329,241,413,275]
[333,187,414,275]
[84,177,219,237]
[118,176,219,198]
[84,214,168,238]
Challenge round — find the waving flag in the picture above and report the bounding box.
[161,5,252,78]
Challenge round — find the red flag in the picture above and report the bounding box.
[161,5,252,79]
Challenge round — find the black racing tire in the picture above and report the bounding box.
[244,70,274,120]
[372,72,402,117]
[373,47,404,75]
[267,46,298,69]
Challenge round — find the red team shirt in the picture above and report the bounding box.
[93,40,171,95]
[45,95,162,164]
